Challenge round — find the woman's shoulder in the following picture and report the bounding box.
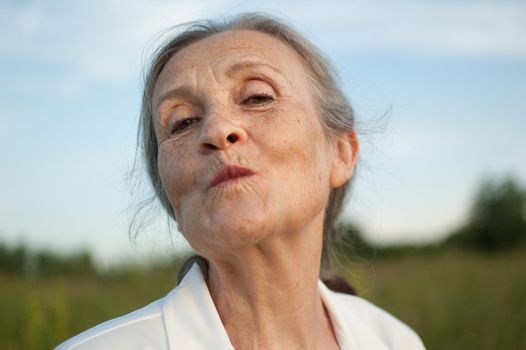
[54,298,168,350]
[321,284,426,349]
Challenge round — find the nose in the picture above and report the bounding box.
[198,112,248,152]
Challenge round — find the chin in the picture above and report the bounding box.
[193,209,272,253]
[218,212,270,244]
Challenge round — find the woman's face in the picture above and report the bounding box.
[153,30,353,255]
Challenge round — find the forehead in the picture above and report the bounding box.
[170,29,300,63]
[153,30,310,100]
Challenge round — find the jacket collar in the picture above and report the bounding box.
[161,263,388,350]
[319,280,388,350]
[161,264,234,350]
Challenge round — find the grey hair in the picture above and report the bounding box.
[138,12,356,276]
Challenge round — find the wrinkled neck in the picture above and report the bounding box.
[205,218,339,350]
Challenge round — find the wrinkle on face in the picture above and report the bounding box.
[154,30,339,255]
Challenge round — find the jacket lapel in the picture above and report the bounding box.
[161,264,234,350]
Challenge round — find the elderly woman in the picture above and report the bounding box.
[57,13,425,350]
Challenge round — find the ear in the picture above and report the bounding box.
[329,130,359,188]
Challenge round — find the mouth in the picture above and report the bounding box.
[209,165,255,188]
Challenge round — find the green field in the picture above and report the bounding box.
[1,248,525,350]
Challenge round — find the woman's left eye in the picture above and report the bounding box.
[170,117,200,135]
[241,94,274,106]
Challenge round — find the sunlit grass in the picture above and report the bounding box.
[1,248,524,350]
[348,248,526,349]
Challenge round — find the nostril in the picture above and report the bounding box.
[204,142,219,150]
[227,134,238,143]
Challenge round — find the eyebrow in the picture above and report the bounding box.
[155,85,196,111]
[155,61,283,110]
[225,61,283,78]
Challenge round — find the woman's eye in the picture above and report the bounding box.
[171,117,200,135]
[242,94,274,106]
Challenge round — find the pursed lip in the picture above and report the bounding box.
[209,165,255,188]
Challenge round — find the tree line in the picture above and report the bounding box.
[0,244,96,278]
[337,175,526,257]
[1,175,525,277]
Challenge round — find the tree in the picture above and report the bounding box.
[449,176,526,252]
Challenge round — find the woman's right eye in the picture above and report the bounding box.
[241,93,274,106]
[170,117,200,135]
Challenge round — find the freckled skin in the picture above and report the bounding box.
[153,30,345,257]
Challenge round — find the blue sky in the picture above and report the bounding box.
[1,0,525,264]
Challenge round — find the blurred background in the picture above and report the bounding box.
[1,0,525,349]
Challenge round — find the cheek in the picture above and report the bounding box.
[258,103,331,195]
[267,104,328,168]
[157,143,196,215]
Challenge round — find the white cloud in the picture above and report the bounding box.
[286,0,526,56]
[0,0,237,93]
[1,0,524,96]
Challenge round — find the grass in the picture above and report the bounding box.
[1,248,525,349]
[343,248,526,349]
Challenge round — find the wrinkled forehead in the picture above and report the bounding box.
[152,30,311,106]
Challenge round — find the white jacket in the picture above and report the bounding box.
[56,264,425,349]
